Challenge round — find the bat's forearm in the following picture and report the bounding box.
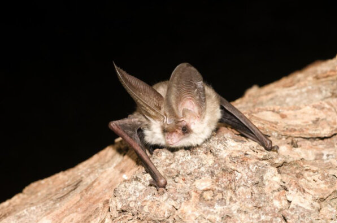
[109,120,167,188]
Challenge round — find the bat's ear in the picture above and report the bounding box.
[113,62,164,121]
[165,63,206,120]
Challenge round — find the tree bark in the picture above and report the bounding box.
[1,57,337,223]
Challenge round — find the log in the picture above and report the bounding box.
[1,57,337,222]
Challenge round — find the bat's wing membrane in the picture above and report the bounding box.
[218,95,272,150]
[109,118,167,187]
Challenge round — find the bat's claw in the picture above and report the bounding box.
[265,145,279,152]
[271,145,279,152]
[149,178,167,189]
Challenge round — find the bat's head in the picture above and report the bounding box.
[156,63,220,147]
[161,83,221,147]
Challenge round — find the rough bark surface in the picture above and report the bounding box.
[1,57,337,223]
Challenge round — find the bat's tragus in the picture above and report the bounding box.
[109,62,275,188]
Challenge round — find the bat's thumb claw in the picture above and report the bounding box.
[149,178,167,188]
[268,145,279,152]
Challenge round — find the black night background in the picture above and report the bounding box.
[1,1,337,203]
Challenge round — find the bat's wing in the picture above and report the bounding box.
[109,118,167,188]
[218,95,273,151]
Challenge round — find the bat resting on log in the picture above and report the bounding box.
[109,63,274,188]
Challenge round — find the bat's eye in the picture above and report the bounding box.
[181,126,188,134]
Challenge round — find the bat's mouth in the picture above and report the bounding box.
[166,142,177,147]
[166,139,181,147]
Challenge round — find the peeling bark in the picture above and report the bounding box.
[1,57,337,223]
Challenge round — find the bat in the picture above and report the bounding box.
[109,63,274,188]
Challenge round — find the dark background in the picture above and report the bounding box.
[1,0,337,203]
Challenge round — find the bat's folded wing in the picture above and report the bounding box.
[218,95,273,151]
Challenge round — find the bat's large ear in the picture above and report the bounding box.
[165,63,206,120]
[113,63,164,121]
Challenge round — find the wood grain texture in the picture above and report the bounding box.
[0,142,139,223]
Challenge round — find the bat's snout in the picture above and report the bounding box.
[165,131,183,146]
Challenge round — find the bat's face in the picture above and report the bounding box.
[141,82,222,148]
[163,120,191,146]
[162,98,201,146]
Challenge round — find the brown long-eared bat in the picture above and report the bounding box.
[109,63,274,188]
